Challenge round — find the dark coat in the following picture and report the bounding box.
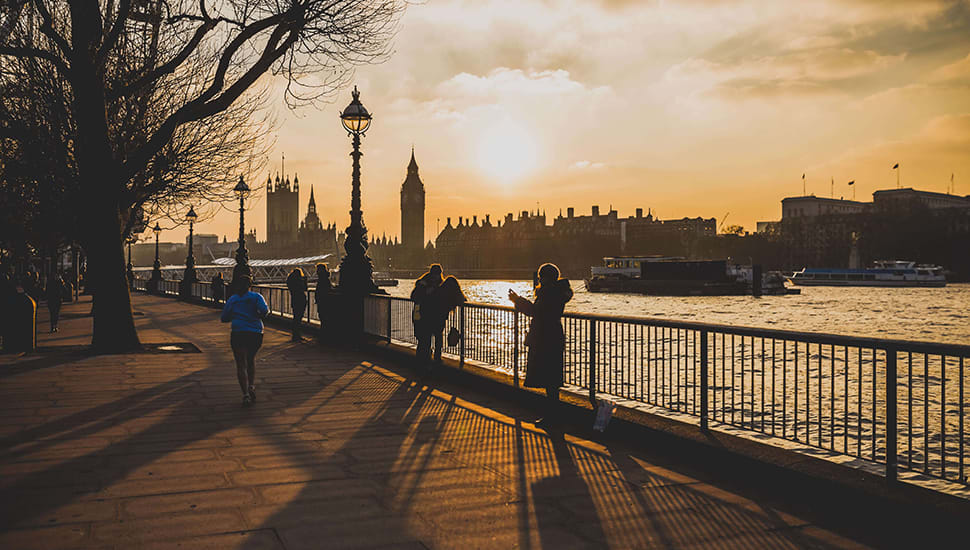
[513,278,573,389]
[314,276,332,307]
[45,277,64,307]
[211,274,226,301]
[286,271,308,306]
[412,275,465,333]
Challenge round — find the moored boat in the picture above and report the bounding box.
[789,261,946,287]
[585,257,797,296]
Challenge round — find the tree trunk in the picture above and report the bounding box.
[69,3,141,352]
[84,208,140,351]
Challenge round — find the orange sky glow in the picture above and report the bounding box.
[158,0,970,248]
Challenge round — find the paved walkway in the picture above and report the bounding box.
[0,294,870,549]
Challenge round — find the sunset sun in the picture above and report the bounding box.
[475,119,537,184]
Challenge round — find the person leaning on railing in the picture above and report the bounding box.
[286,268,308,342]
[411,264,466,372]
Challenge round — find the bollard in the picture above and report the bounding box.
[3,291,36,353]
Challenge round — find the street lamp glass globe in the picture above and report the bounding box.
[185,206,198,223]
[233,176,251,199]
[340,86,372,134]
[152,223,162,236]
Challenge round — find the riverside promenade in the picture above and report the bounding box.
[0,294,915,549]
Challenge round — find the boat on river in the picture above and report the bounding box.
[789,261,946,287]
[585,256,797,296]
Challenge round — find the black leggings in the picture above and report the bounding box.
[231,331,263,395]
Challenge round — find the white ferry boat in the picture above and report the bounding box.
[789,261,946,287]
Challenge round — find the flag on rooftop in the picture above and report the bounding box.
[848,181,855,185]
[893,163,899,169]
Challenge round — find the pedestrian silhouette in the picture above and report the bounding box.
[509,263,573,426]
[211,272,226,304]
[411,264,466,371]
[314,263,333,343]
[45,273,65,332]
[220,275,268,407]
[286,267,308,341]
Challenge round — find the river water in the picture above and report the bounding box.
[386,279,970,346]
[365,278,970,478]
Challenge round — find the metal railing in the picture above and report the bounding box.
[135,277,970,488]
[360,294,970,488]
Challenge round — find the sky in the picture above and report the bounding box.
[166,0,970,246]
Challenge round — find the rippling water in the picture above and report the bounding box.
[386,280,970,345]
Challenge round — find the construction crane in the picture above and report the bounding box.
[718,212,730,233]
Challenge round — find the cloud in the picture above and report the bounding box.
[569,160,606,170]
[929,51,970,84]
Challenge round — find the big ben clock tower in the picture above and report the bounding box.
[400,147,426,253]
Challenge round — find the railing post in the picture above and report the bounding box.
[513,311,519,388]
[386,297,392,343]
[459,305,466,369]
[589,319,597,405]
[886,345,898,483]
[700,331,709,430]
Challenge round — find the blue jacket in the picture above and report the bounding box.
[221,291,269,333]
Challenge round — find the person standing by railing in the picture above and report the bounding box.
[509,263,573,426]
[220,275,268,407]
[286,268,308,342]
[314,263,333,344]
[211,272,226,305]
[411,264,466,371]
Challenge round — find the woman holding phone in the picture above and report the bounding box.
[509,263,573,425]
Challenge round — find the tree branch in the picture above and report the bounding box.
[31,0,71,57]
[106,17,218,100]
[119,12,296,183]
[95,0,131,69]
[0,45,68,73]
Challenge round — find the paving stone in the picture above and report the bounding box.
[122,487,257,518]
[92,511,248,543]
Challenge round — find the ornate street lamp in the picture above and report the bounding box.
[233,176,251,281]
[126,236,136,290]
[337,86,380,295]
[149,222,162,293]
[184,206,198,282]
[180,206,199,298]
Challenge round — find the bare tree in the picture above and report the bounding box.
[0,1,403,350]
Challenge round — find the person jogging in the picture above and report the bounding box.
[221,276,268,407]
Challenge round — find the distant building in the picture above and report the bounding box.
[250,170,341,261]
[781,196,870,220]
[872,188,970,211]
[266,173,299,246]
[434,205,715,276]
[777,187,970,274]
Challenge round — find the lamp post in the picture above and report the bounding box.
[149,222,162,293]
[126,236,136,290]
[337,86,381,296]
[233,176,251,282]
[180,206,198,298]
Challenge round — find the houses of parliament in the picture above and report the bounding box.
[250,151,432,269]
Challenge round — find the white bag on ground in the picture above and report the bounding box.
[593,399,617,432]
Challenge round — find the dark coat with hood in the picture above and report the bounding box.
[411,274,465,333]
[513,278,573,388]
[286,270,308,307]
